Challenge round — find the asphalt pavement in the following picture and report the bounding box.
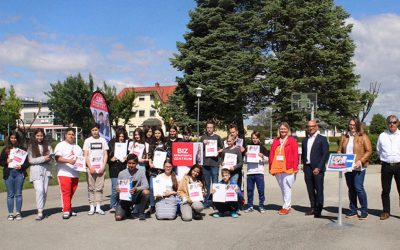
[1,165,399,250]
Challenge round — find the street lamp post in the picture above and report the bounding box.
[195,87,203,141]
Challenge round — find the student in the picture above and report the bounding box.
[165,125,184,161]
[83,123,109,215]
[129,128,149,171]
[154,161,179,220]
[54,128,83,219]
[148,127,167,213]
[115,154,150,221]
[107,128,129,213]
[220,134,243,185]
[212,168,241,218]
[200,120,223,208]
[28,128,53,220]
[245,131,269,213]
[144,126,155,145]
[177,165,205,221]
[0,131,29,221]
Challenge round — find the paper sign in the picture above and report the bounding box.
[90,156,103,173]
[205,140,218,157]
[326,153,356,172]
[118,179,132,201]
[223,153,237,169]
[212,184,238,202]
[8,148,28,169]
[188,182,204,202]
[114,142,128,162]
[246,145,260,163]
[172,142,194,166]
[153,150,167,169]
[73,156,87,172]
[152,176,167,197]
[131,143,145,159]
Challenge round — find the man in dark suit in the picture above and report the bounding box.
[301,120,329,218]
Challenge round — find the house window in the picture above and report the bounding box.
[139,110,145,117]
[139,95,145,101]
[150,110,156,117]
[150,94,155,101]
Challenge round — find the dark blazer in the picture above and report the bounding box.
[301,134,329,172]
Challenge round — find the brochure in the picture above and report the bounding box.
[114,142,128,162]
[223,153,237,169]
[212,183,238,202]
[90,156,103,173]
[188,182,204,202]
[153,150,167,169]
[131,143,145,159]
[8,148,28,169]
[152,176,167,197]
[118,179,133,201]
[246,145,260,163]
[205,140,218,157]
[73,156,87,172]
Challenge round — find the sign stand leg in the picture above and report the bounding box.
[338,171,343,226]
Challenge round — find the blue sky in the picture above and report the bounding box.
[0,0,399,122]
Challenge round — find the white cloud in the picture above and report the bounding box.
[0,15,20,25]
[0,35,90,71]
[349,14,400,121]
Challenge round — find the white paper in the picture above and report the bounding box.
[8,148,28,169]
[225,184,238,202]
[176,166,190,182]
[73,156,87,172]
[131,143,145,159]
[152,176,167,197]
[223,153,237,169]
[188,183,204,202]
[153,151,167,169]
[114,142,128,162]
[90,156,103,173]
[118,179,132,201]
[212,184,226,202]
[205,140,218,157]
[224,138,243,148]
[246,145,260,163]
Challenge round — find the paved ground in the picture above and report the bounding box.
[1,165,399,250]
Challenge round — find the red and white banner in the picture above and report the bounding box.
[90,91,111,142]
[172,142,203,166]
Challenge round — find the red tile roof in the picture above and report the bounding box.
[117,82,176,103]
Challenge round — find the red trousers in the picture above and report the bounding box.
[58,176,79,213]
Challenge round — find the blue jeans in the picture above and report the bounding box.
[247,174,265,207]
[110,178,119,209]
[345,170,368,215]
[5,169,25,214]
[202,166,219,203]
[149,175,155,207]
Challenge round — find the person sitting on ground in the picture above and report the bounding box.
[211,168,241,218]
[115,154,150,221]
[177,165,205,221]
[154,160,179,220]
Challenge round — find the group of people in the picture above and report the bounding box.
[1,114,399,222]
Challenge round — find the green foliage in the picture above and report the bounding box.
[260,0,361,130]
[369,113,386,135]
[45,73,93,137]
[0,86,22,134]
[368,133,380,164]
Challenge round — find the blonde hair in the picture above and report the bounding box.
[277,122,292,137]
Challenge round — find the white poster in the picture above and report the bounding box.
[188,182,203,202]
[153,151,167,169]
[225,184,238,202]
[246,145,260,163]
[8,148,28,169]
[205,140,218,157]
[131,143,145,159]
[90,155,103,174]
[118,179,132,201]
[114,142,128,162]
[73,156,87,172]
[223,153,237,169]
[212,183,227,203]
[152,176,167,197]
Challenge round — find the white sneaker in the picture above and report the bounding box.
[88,209,95,215]
[96,209,105,215]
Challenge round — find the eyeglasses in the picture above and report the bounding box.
[388,121,398,125]
[307,125,317,128]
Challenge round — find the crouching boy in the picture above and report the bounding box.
[211,169,242,218]
[115,154,150,221]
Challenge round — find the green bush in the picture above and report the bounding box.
[0,140,4,146]
[369,133,380,164]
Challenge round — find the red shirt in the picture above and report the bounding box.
[269,136,299,172]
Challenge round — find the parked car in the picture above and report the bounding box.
[264,138,273,144]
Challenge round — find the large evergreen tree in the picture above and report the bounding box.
[170,0,264,135]
[260,0,361,129]
[0,86,22,134]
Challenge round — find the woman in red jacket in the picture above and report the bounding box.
[269,122,299,215]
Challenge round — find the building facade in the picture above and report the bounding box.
[117,82,176,137]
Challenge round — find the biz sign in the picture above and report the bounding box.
[172,142,194,166]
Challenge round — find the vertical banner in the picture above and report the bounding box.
[172,142,204,166]
[90,91,111,142]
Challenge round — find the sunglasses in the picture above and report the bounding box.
[388,121,398,125]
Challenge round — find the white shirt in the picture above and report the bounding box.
[306,132,318,164]
[377,129,400,163]
[83,136,109,158]
[346,135,354,154]
[54,141,83,178]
